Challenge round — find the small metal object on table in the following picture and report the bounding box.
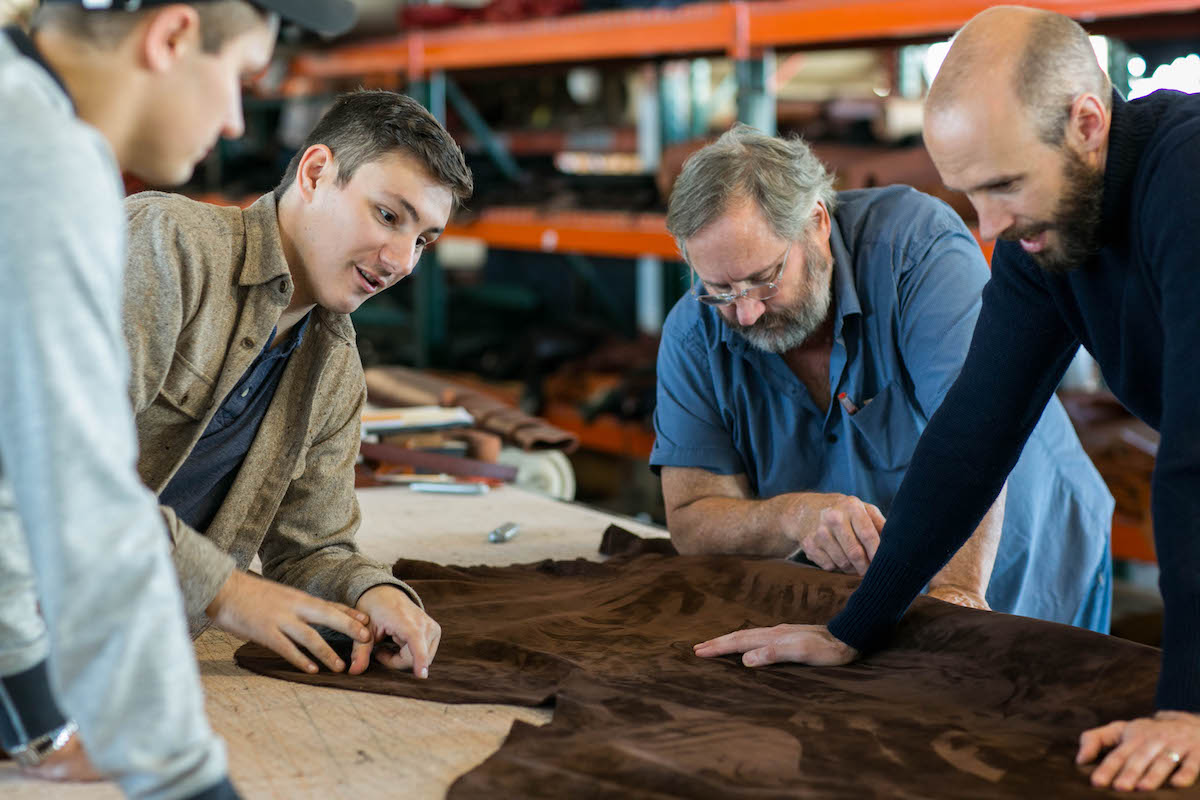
[487,521,519,543]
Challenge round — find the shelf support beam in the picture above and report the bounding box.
[636,256,664,335]
[736,49,776,135]
[564,253,631,336]
[411,71,450,367]
[445,76,527,184]
[689,59,713,139]
[635,64,662,172]
[659,61,692,146]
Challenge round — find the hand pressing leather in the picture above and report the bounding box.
[1078,710,1200,791]
[206,570,371,674]
[799,494,886,576]
[694,623,860,668]
[347,585,442,679]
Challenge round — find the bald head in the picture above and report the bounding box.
[927,6,1110,146]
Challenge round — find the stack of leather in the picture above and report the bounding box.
[364,366,579,453]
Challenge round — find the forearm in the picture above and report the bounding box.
[0,502,48,677]
[160,505,238,628]
[1150,372,1200,711]
[668,492,824,558]
[265,544,416,609]
[8,342,229,799]
[929,481,1005,600]
[260,383,420,609]
[828,251,1079,652]
[1144,137,1200,712]
[0,661,67,751]
[259,491,410,607]
[0,165,228,796]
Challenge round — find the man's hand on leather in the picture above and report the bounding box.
[1078,710,1200,791]
[348,586,442,679]
[694,623,860,668]
[798,494,886,576]
[206,570,371,674]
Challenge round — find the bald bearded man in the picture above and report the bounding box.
[694,7,1200,793]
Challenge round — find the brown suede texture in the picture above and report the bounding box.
[235,529,1169,798]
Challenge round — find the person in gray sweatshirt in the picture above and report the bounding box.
[0,1,354,798]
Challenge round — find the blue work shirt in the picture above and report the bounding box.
[160,313,311,532]
[651,186,1114,631]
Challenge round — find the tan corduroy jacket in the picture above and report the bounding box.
[122,191,418,634]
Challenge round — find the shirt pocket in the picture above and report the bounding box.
[159,351,216,421]
[844,379,923,472]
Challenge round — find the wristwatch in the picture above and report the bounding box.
[9,720,78,767]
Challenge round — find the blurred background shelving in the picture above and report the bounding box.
[171,0,1200,596]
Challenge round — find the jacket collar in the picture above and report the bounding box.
[239,193,292,287]
[240,193,357,343]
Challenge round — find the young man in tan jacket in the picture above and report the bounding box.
[123,90,472,679]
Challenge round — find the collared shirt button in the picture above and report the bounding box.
[826,433,838,443]
[240,387,249,398]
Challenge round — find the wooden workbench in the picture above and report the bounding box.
[0,486,667,799]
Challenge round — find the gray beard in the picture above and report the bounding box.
[725,243,834,354]
[731,291,832,353]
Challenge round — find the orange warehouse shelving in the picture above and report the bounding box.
[289,0,1200,81]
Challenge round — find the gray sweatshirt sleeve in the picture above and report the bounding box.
[0,49,231,800]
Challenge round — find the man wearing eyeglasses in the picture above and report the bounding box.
[651,124,1112,630]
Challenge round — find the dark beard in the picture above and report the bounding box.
[724,238,833,354]
[1001,149,1104,275]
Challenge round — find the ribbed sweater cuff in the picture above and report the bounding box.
[0,660,68,750]
[827,553,932,653]
[185,777,241,800]
[1155,588,1200,711]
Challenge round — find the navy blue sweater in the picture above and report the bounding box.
[828,89,1200,712]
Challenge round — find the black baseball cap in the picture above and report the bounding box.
[44,0,358,37]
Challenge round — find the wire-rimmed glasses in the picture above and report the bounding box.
[690,242,792,307]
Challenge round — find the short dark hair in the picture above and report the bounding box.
[274,89,473,207]
[33,1,271,54]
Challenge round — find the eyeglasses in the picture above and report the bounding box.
[690,242,792,307]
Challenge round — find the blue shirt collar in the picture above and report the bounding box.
[827,214,863,336]
[717,212,863,356]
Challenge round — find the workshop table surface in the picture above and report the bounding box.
[0,486,667,799]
